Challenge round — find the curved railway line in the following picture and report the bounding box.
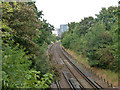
[49,42,108,89]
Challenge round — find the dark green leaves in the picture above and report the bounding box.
[62,6,118,72]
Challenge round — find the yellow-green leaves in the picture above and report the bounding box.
[2,2,13,13]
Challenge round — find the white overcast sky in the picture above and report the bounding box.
[35,0,118,28]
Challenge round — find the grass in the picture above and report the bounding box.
[63,47,118,87]
[91,68,118,87]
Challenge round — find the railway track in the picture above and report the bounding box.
[50,42,103,89]
[58,44,103,89]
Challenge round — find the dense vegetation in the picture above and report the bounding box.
[2,2,56,88]
[62,6,119,72]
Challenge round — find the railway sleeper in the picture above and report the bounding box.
[60,47,103,89]
[69,78,83,90]
[62,71,74,89]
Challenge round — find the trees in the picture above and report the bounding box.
[62,6,118,72]
[2,2,55,88]
[75,17,94,36]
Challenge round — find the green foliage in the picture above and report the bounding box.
[2,43,53,88]
[2,43,30,88]
[62,6,118,72]
[2,2,55,88]
[75,17,94,36]
[23,71,53,88]
[62,33,72,49]
[2,1,55,72]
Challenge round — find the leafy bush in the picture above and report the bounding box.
[62,6,118,72]
[2,2,55,88]
[2,43,53,88]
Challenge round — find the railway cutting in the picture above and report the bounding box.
[49,42,110,89]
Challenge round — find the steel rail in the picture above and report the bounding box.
[52,44,74,89]
[55,44,84,89]
[59,43,103,89]
[62,71,74,89]
[56,81,61,90]
[49,44,54,53]
[54,44,83,89]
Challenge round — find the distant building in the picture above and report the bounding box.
[56,28,61,37]
[60,24,68,33]
[58,24,68,37]
[53,24,68,37]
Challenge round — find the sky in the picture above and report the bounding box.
[35,0,118,28]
